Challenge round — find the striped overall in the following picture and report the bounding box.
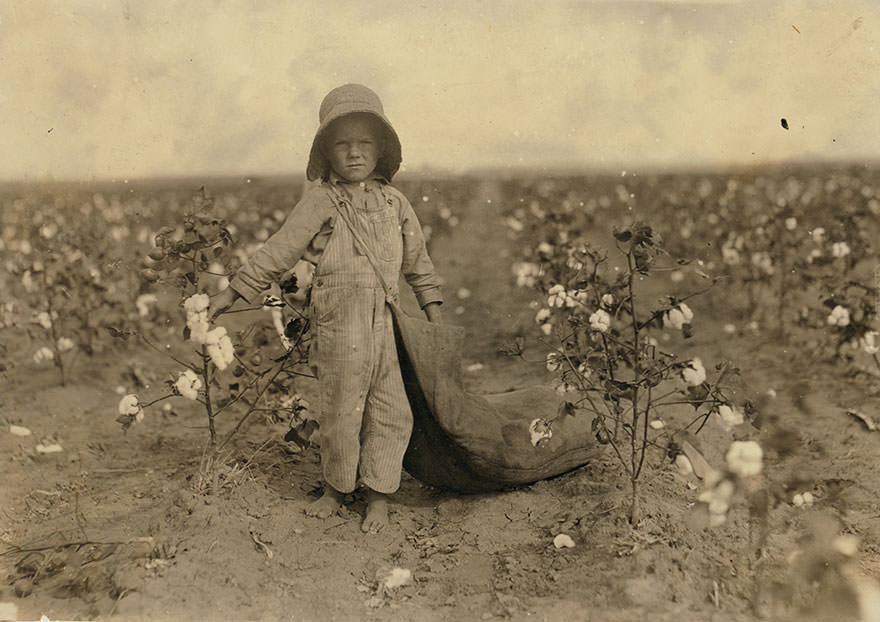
[310,182,411,494]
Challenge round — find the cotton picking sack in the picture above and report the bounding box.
[392,307,602,493]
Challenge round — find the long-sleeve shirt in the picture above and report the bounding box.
[229,178,443,308]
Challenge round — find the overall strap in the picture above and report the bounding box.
[326,184,399,306]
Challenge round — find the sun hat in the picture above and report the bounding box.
[306,84,402,182]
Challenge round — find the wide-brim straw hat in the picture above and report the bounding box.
[306,84,402,182]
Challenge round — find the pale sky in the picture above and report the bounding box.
[1,0,878,181]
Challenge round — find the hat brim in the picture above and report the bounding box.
[306,107,402,182]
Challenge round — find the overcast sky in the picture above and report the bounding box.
[1,0,878,181]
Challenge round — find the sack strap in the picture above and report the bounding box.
[327,185,399,306]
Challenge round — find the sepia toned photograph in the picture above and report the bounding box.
[1,1,878,621]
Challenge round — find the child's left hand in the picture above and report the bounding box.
[424,302,443,323]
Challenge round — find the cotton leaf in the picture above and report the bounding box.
[679,437,713,480]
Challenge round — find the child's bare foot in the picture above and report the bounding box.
[362,489,389,534]
[305,486,345,519]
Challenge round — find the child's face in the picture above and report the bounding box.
[324,113,383,183]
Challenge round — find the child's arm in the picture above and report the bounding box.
[226,188,333,306]
[394,189,444,317]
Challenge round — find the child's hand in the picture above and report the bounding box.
[423,302,443,324]
[211,287,242,320]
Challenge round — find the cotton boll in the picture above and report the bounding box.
[589,309,611,333]
[553,534,575,549]
[175,370,203,401]
[183,293,211,314]
[716,404,745,431]
[381,567,412,590]
[33,346,54,364]
[663,303,694,331]
[529,418,553,447]
[681,358,706,386]
[117,394,145,423]
[725,441,763,477]
[206,329,235,371]
[56,337,75,352]
[35,311,53,330]
[831,241,851,258]
[860,331,879,354]
[675,454,693,476]
[826,305,851,327]
[545,352,562,372]
[136,293,159,317]
[832,535,860,558]
[547,284,567,308]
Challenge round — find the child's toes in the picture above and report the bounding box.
[305,493,342,518]
[361,515,386,534]
[361,502,389,533]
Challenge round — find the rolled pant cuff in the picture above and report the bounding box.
[360,477,400,495]
[324,472,357,495]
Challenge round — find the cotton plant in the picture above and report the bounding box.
[510,220,756,524]
[114,187,314,462]
[781,210,880,374]
[648,171,878,347]
[3,213,138,385]
[801,278,880,375]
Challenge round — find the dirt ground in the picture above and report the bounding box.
[2,181,879,622]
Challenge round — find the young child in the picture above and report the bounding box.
[212,84,443,533]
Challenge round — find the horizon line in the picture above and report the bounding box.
[1,157,877,188]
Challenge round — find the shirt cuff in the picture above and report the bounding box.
[228,275,263,305]
[415,287,444,309]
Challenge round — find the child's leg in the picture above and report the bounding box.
[305,484,345,519]
[358,305,413,533]
[308,289,374,515]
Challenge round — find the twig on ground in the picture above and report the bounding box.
[845,409,878,431]
[109,588,132,617]
[249,530,274,559]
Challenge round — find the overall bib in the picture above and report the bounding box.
[309,182,412,494]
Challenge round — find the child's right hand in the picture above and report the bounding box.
[211,287,242,320]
